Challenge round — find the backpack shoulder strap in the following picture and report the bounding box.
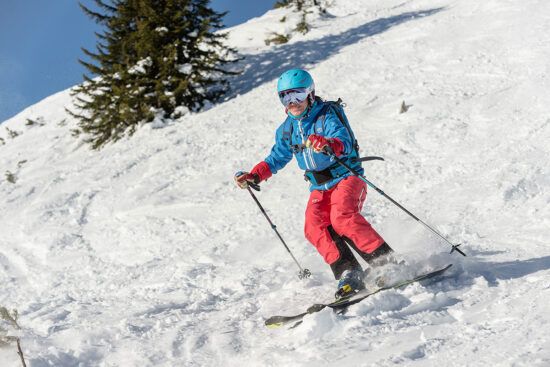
[282,117,293,146]
[323,98,360,157]
[313,101,331,134]
[282,117,307,154]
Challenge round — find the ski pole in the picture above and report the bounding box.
[245,185,312,279]
[323,147,466,257]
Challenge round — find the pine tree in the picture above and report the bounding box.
[69,0,239,149]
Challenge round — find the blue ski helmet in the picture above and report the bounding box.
[277,69,315,96]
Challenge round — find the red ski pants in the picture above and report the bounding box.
[304,176,385,264]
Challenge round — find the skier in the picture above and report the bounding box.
[235,69,394,298]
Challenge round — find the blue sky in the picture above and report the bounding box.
[0,0,273,123]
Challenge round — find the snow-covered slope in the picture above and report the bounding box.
[1,0,550,365]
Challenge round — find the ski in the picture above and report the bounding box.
[265,264,452,328]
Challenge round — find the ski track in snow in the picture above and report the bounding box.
[1,0,550,365]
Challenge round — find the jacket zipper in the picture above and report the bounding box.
[298,120,317,170]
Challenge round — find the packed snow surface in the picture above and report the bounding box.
[1,0,550,365]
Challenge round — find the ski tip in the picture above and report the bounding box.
[265,317,285,328]
[429,264,453,274]
[265,314,301,328]
[265,322,284,328]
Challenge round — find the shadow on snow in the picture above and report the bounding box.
[226,7,446,99]
[432,254,550,293]
[475,255,550,286]
[372,255,550,320]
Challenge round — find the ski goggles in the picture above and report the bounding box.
[278,88,309,106]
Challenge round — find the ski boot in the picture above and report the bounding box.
[335,267,365,299]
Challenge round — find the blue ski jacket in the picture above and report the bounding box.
[264,100,364,191]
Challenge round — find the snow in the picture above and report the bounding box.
[128,57,153,75]
[1,0,550,365]
[177,63,192,74]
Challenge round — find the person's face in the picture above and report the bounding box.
[287,98,309,117]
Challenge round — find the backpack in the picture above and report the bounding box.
[282,98,360,158]
[281,98,363,185]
